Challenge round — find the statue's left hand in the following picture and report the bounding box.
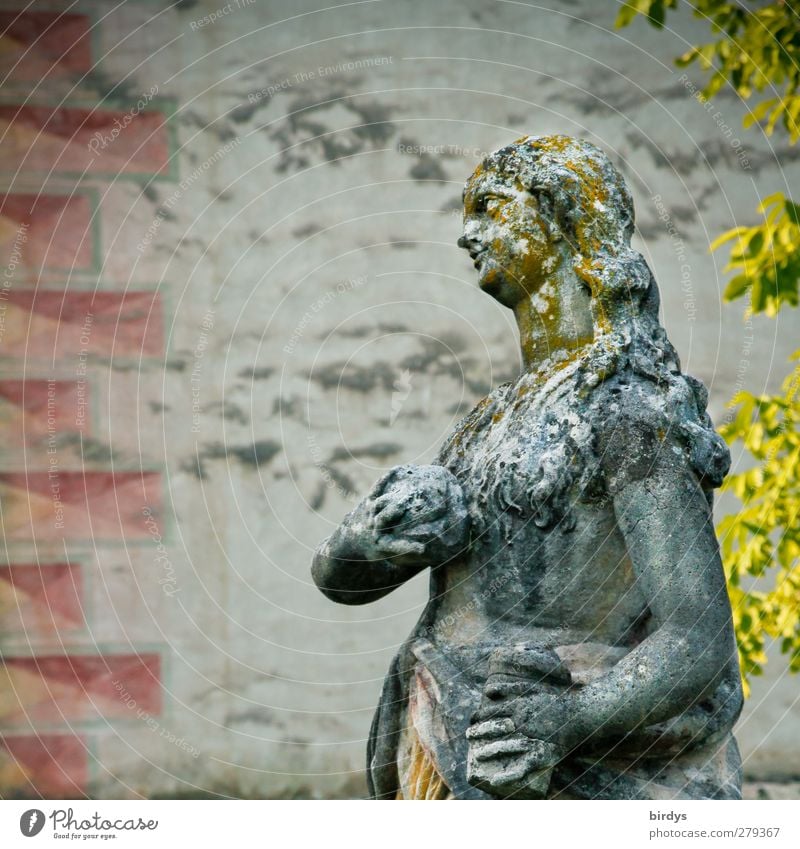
[466,687,573,798]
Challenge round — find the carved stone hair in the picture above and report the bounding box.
[469,135,730,490]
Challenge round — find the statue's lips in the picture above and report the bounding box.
[470,248,487,268]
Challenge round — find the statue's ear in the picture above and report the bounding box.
[532,188,563,243]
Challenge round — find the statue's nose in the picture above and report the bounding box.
[459,219,480,249]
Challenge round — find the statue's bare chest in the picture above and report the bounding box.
[437,376,606,540]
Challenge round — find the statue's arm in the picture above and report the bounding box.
[566,457,741,745]
[467,452,741,797]
[312,464,470,606]
[311,500,428,605]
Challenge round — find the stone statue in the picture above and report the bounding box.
[312,135,743,800]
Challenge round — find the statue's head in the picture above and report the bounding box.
[456,135,728,489]
[458,135,654,327]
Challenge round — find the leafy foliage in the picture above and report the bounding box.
[711,192,800,316]
[712,193,800,690]
[616,0,800,141]
[718,363,800,694]
[616,0,678,29]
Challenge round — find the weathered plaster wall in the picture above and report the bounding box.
[0,0,796,798]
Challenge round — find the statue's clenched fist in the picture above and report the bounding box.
[360,464,470,566]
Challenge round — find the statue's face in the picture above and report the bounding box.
[458,167,561,308]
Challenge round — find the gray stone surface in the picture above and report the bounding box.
[313,136,744,799]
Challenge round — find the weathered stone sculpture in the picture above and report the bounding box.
[312,135,743,799]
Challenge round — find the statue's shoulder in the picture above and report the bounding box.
[588,370,729,492]
[590,371,675,430]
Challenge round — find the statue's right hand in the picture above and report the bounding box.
[354,464,470,566]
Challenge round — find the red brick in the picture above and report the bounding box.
[0,563,83,633]
[1,653,161,724]
[0,104,171,177]
[0,733,88,798]
[0,470,162,541]
[0,379,90,450]
[0,12,92,79]
[0,289,163,359]
[1,193,95,273]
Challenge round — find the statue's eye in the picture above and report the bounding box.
[475,195,506,215]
